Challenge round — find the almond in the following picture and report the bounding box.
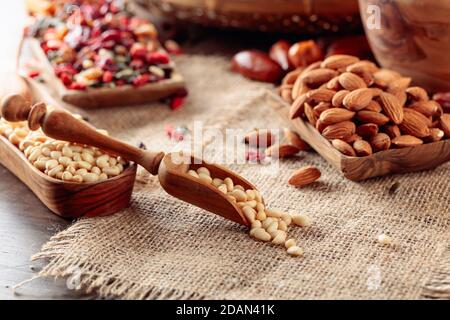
[379,92,404,124]
[306,88,336,103]
[326,76,341,91]
[288,166,321,187]
[265,144,300,158]
[357,111,390,126]
[346,60,379,74]
[283,129,310,150]
[373,69,401,88]
[304,102,317,126]
[365,100,382,112]
[343,88,373,111]
[332,90,350,108]
[322,121,355,140]
[244,129,275,148]
[321,54,359,70]
[425,128,444,142]
[313,102,331,117]
[440,114,450,138]
[391,135,423,148]
[282,68,303,85]
[319,108,355,125]
[300,68,338,87]
[406,86,429,102]
[289,94,307,119]
[353,140,373,156]
[356,123,379,138]
[292,75,310,99]
[344,134,362,144]
[338,72,367,91]
[409,100,441,117]
[370,133,391,152]
[387,77,411,92]
[399,109,431,138]
[331,139,356,156]
[383,124,401,139]
[280,85,293,103]
[315,119,327,133]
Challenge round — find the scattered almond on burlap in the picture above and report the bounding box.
[288,166,321,187]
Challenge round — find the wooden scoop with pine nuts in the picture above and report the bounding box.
[0,94,259,226]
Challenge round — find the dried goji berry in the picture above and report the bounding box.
[132,74,150,87]
[60,73,73,86]
[170,96,185,110]
[146,52,170,65]
[27,70,40,78]
[68,82,86,90]
[102,71,114,83]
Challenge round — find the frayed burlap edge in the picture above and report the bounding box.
[30,220,206,300]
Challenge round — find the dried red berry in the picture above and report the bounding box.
[55,64,78,77]
[60,73,73,86]
[130,43,148,60]
[68,82,86,90]
[102,71,114,83]
[170,96,185,110]
[132,74,150,87]
[146,52,170,65]
[27,70,40,78]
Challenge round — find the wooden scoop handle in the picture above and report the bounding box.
[1,94,164,175]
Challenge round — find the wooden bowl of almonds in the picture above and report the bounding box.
[0,116,137,218]
[269,54,450,181]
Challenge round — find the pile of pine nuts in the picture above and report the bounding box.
[188,167,311,257]
[0,117,127,183]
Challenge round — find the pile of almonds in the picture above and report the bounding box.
[187,166,312,257]
[280,54,450,157]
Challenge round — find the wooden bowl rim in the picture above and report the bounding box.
[0,134,137,187]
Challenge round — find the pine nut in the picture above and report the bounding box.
[227,195,237,203]
[250,228,271,242]
[76,168,88,176]
[285,238,296,249]
[109,157,117,166]
[58,156,72,167]
[244,200,257,208]
[266,221,279,234]
[251,220,262,229]
[281,213,292,226]
[50,151,62,159]
[197,166,210,176]
[377,234,392,246]
[103,166,120,176]
[81,152,95,164]
[34,160,47,171]
[234,185,245,191]
[73,153,82,162]
[230,189,247,202]
[256,202,265,212]
[291,213,312,227]
[66,165,76,175]
[246,189,256,200]
[287,246,304,257]
[47,164,64,177]
[218,184,228,194]
[8,133,21,145]
[212,178,223,187]
[82,173,99,183]
[61,171,73,181]
[28,149,42,162]
[224,177,234,192]
[256,210,267,221]
[262,217,275,229]
[272,231,287,245]
[72,175,83,183]
[45,159,59,171]
[62,146,73,157]
[99,173,108,181]
[91,166,101,175]
[266,209,283,218]
[71,145,83,153]
[187,169,199,178]
[198,173,213,184]
[278,220,288,231]
[242,206,256,223]
[78,160,92,170]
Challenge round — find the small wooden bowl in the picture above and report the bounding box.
[0,135,137,218]
[27,38,185,109]
[267,92,450,181]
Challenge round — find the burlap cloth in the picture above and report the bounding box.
[30,55,450,299]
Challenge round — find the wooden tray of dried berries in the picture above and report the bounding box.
[25,0,185,109]
[268,54,450,181]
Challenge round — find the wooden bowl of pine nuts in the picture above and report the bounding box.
[0,118,137,218]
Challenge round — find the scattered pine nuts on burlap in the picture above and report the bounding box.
[30,55,450,299]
